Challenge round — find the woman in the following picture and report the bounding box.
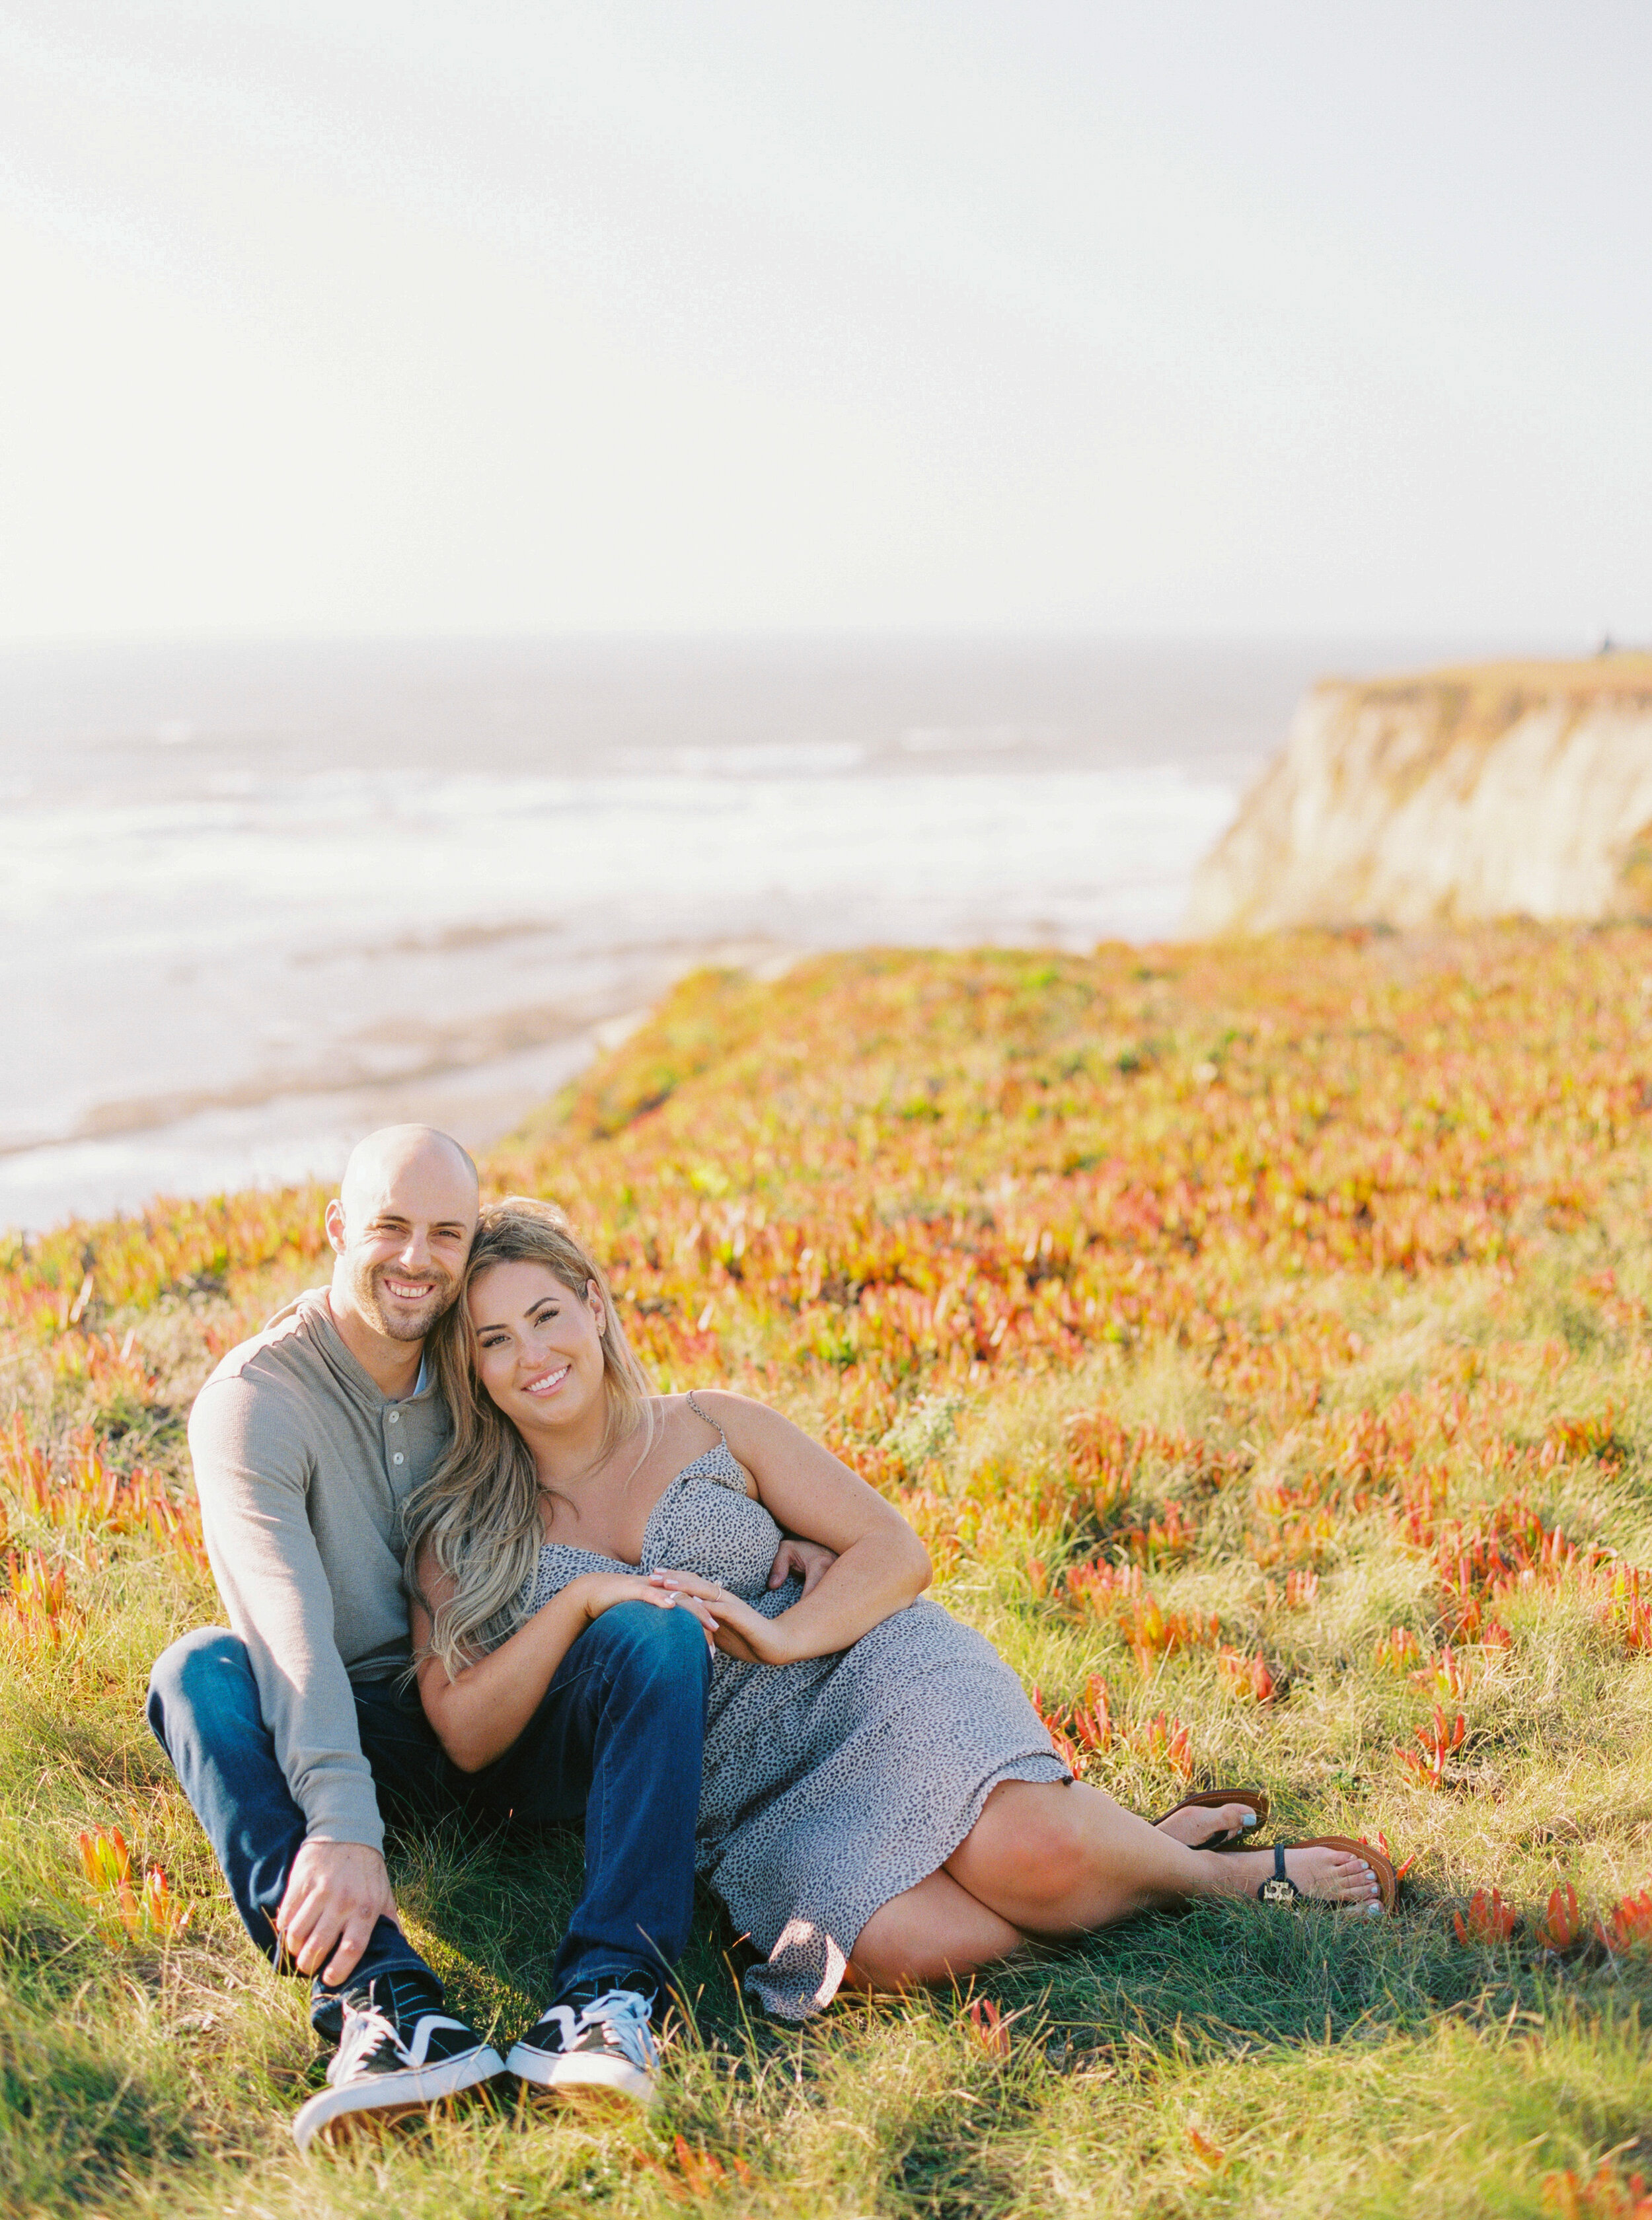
[406,1199,1392,2023]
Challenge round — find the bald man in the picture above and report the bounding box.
[147,1127,822,2149]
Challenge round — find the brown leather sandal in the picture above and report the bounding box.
[1255,1835,1398,1915]
[1152,1787,1270,1849]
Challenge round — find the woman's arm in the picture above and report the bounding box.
[652,1391,931,1666]
[411,1549,714,1773]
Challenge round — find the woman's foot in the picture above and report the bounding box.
[1155,1800,1258,1848]
[1215,1841,1384,1911]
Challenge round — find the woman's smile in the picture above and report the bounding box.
[521,1362,571,1397]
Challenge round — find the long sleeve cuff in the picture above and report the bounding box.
[299,1777,387,1853]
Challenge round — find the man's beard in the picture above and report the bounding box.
[352,1258,459,1343]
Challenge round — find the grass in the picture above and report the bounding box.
[6,926,1652,2215]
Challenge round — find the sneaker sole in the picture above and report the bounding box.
[291,2045,508,2153]
[504,2043,656,2108]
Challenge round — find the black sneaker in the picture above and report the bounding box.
[291,1974,507,2152]
[506,1987,659,2108]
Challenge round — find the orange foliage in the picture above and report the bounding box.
[664,2137,755,2194]
[4,1546,74,1649]
[1032,1680,1189,1778]
[1596,1887,1652,1954]
[967,1996,1012,2057]
[1397,1705,1466,1790]
[1452,1887,1518,1945]
[1535,1880,1584,1954]
[1187,2128,1226,2172]
[1281,1569,1319,1608]
[1216,1647,1277,1703]
[1374,1626,1423,1672]
[1128,1711,1194,1777]
[77,1826,192,1943]
[1059,1556,1221,1675]
[1,1415,209,1576]
[1542,2167,1652,2219]
[1411,1645,1474,1699]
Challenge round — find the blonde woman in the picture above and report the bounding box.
[405,1199,1392,2055]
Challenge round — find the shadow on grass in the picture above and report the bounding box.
[915,1892,1652,2137]
[385,1806,1652,2098]
[0,2013,198,2210]
[12,1806,1647,2215]
[387,1807,778,2047]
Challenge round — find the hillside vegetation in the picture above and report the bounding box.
[7,930,1652,2217]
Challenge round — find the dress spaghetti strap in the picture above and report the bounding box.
[685,1389,726,1443]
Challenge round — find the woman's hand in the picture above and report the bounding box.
[413,1546,720,1773]
[648,1569,804,1665]
[568,1568,719,1649]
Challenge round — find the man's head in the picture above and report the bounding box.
[324,1125,480,1347]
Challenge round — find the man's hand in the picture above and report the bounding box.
[768,1534,837,1598]
[274,1839,400,1988]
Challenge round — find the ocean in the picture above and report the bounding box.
[0,634,1447,1232]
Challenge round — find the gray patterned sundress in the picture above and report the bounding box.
[519,1396,1069,2018]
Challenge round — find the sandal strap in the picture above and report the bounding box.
[1258,1842,1300,1906]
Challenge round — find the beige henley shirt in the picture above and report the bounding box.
[187,1287,451,1851]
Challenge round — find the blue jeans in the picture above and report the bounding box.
[147,1603,710,2034]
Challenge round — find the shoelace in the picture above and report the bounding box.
[333,1999,478,2081]
[576,1989,659,2069]
[330,2003,408,2081]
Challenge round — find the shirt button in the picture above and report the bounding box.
[389,1410,400,1423]
[393,1452,404,1465]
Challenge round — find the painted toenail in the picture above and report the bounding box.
[1243,1813,1258,1826]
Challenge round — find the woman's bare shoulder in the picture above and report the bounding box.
[678,1386,787,1431]
[634,1392,739,1466]
[668,1389,763,1496]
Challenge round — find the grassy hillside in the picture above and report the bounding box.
[8,928,1652,2217]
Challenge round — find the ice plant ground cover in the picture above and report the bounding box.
[7,926,1652,2214]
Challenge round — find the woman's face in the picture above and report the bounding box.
[467,1259,608,1435]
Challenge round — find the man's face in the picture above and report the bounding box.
[326,1144,478,1345]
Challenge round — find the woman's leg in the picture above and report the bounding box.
[845,1868,1026,1994]
[843,1780,1382,1998]
[845,1783,1378,1995]
[946,1779,1380,1934]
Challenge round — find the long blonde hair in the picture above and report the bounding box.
[404,1196,654,1676]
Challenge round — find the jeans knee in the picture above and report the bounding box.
[146,1625,254,1743]
[585,1598,710,1687]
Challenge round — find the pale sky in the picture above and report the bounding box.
[1,2,1647,642]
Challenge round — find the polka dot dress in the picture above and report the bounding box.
[519,1403,1069,2018]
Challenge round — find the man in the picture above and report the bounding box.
[147,1125,826,2152]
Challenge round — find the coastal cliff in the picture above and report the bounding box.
[1187,655,1652,933]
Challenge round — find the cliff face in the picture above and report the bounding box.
[1187,657,1652,934]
